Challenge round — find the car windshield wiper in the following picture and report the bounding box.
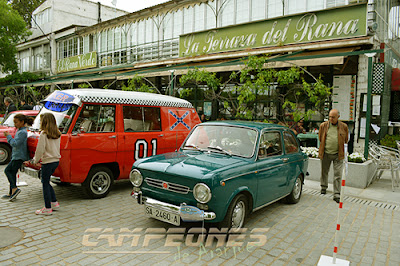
[183,144,202,150]
[207,146,232,156]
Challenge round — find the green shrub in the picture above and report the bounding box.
[379,134,400,149]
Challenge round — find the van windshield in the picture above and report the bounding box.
[31,104,78,134]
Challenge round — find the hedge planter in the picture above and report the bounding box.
[306,158,377,188]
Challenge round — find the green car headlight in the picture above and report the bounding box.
[193,183,212,203]
[130,169,143,187]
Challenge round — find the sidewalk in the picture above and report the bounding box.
[304,170,400,205]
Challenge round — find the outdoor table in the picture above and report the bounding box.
[297,133,320,148]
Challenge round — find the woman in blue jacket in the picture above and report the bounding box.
[2,114,30,201]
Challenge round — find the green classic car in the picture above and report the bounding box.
[130,121,308,228]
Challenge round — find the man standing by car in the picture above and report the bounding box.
[4,97,17,117]
[318,109,348,203]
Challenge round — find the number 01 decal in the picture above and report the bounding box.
[134,139,157,161]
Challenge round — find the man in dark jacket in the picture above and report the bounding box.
[318,109,349,203]
[19,100,33,110]
[4,97,17,117]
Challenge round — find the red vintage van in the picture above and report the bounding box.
[24,89,201,198]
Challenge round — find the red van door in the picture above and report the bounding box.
[118,106,167,177]
[69,104,117,197]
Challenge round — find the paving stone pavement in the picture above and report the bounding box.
[0,165,400,265]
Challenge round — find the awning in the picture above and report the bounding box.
[392,68,400,91]
[2,47,384,88]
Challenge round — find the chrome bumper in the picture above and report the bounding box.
[131,191,216,221]
[24,166,40,179]
[23,166,60,182]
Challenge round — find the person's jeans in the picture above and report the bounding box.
[5,160,23,194]
[320,153,343,197]
[41,161,59,209]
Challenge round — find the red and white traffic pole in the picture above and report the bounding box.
[318,144,349,265]
[332,143,348,264]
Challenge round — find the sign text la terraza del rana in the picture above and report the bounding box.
[179,3,367,57]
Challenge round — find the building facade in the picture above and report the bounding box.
[12,0,128,76]
[3,0,400,154]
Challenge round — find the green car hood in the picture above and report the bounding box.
[134,151,251,179]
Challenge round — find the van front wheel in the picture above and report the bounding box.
[83,166,114,199]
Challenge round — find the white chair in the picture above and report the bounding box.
[380,145,400,191]
[369,143,400,191]
[396,140,400,151]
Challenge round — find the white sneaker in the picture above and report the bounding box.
[51,202,60,210]
[35,207,53,215]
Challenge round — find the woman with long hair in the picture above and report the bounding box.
[28,113,61,215]
[2,114,30,201]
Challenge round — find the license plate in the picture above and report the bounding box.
[145,205,180,226]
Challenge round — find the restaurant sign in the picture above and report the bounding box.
[56,52,97,73]
[179,4,367,57]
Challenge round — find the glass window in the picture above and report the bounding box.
[184,125,257,157]
[79,36,83,54]
[123,106,161,132]
[326,0,346,8]
[72,105,116,133]
[144,107,161,131]
[68,39,73,57]
[63,41,68,58]
[73,38,78,56]
[221,1,234,26]
[107,29,113,51]
[252,0,266,21]
[131,24,137,46]
[173,10,183,38]
[237,0,250,24]
[258,131,282,158]
[138,20,146,44]
[205,1,216,29]
[283,131,299,154]
[267,0,283,18]
[34,8,50,25]
[194,4,205,32]
[307,0,324,11]
[31,104,78,134]
[101,31,107,52]
[83,35,89,54]
[114,27,121,50]
[183,7,194,34]
[121,26,127,48]
[163,13,173,39]
[287,0,306,14]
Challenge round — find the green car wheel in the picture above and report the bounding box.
[286,176,303,204]
[219,194,248,229]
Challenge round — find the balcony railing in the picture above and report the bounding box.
[98,38,179,68]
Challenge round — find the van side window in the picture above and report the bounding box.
[123,106,161,132]
[144,107,161,131]
[73,105,115,133]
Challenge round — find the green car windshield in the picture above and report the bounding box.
[184,125,258,157]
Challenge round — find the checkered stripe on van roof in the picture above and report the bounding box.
[78,95,193,108]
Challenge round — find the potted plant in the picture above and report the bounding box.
[303,147,377,189]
